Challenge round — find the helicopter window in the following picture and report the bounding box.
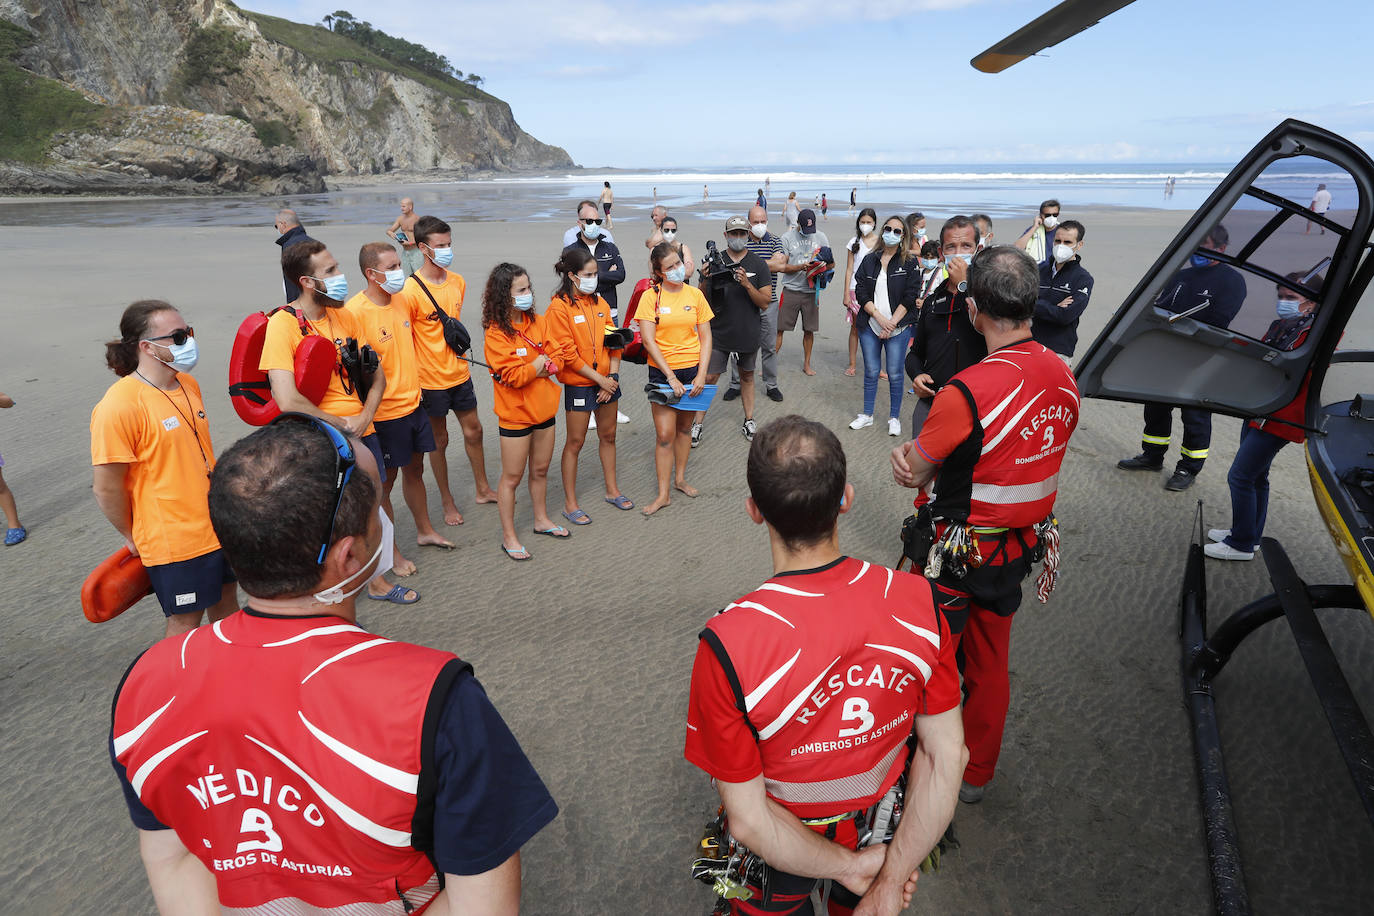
[1155,156,1351,350]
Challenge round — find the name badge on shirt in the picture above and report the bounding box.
[162,416,180,431]
[515,347,528,356]
[573,314,586,324]
[659,306,671,315]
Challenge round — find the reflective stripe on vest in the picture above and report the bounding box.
[764,743,904,807]
[221,873,441,915]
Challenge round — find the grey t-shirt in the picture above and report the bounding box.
[780,228,830,293]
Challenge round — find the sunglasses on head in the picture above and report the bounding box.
[581,217,604,225]
[144,326,195,347]
[269,412,357,565]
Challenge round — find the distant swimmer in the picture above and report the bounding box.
[273,208,317,303]
[599,181,614,229]
[386,197,422,276]
[703,183,709,201]
[92,300,237,637]
[1307,182,1332,234]
[0,389,25,545]
[849,186,857,214]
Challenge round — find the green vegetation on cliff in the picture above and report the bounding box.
[243,10,490,109]
[0,21,106,162]
[173,23,251,94]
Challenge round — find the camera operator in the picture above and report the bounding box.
[693,217,772,445]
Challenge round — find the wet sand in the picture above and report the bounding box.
[1,203,1372,914]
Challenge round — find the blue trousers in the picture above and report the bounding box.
[1224,423,1289,551]
[857,322,911,420]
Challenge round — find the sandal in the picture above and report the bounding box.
[533,525,570,538]
[4,526,26,546]
[501,543,532,561]
[604,495,635,511]
[561,509,592,526]
[367,585,420,604]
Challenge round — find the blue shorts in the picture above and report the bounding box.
[360,432,384,471]
[420,379,478,417]
[145,550,236,617]
[374,406,436,469]
[564,373,620,412]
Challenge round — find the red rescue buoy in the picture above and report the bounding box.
[81,547,153,623]
[228,308,335,426]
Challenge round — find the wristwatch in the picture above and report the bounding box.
[957,280,968,293]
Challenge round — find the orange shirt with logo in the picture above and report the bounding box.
[258,307,374,436]
[631,284,714,369]
[483,311,561,430]
[344,291,420,422]
[544,291,619,387]
[90,373,221,567]
[393,270,471,391]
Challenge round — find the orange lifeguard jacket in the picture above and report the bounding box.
[228,307,335,426]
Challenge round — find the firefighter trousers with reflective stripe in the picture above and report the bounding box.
[1141,403,1211,473]
[730,819,862,916]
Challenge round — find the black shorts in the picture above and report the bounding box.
[647,366,697,389]
[564,374,620,412]
[145,550,236,617]
[499,416,556,438]
[374,406,436,468]
[420,379,478,417]
[602,202,612,215]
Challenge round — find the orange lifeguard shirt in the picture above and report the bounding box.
[544,291,617,387]
[631,284,713,369]
[483,311,561,430]
[90,373,221,567]
[393,270,471,390]
[344,291,420,422]
[258,307,374,436]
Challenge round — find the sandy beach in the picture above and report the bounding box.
[1,197,1372,914]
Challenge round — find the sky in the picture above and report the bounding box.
[241,0,1374,167]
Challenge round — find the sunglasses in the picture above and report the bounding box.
[144,326,195,347]
[270,412,356,564]
[581,217,604,225]
[884,227,904,236]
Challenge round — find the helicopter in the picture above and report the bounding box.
[969,4,1374,912]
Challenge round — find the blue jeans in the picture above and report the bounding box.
[857,322,911,420]
[1224,423,1289,551]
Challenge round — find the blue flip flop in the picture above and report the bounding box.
[367,585,419,604]
[604,495,634,511]
[562,509,592,526]
[4,527,26,546]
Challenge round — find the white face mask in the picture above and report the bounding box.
[661,229,677,241]
[750,222,768,238]
[1052,243,1075,264]
[313,507,392,605]
[859,222,875,236]
[577,275,599,294]
[1042,216,1060,231]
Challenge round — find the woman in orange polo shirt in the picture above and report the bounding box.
[545,246,632,524]
[634,242,713,516]
[482,263,567,560]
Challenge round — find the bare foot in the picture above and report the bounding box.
[392,553,417,577]
[641,496,671,517]
[675,481,699,498]
[442,503,464,526]
[474,489,498,505]
[416,533,456,550]
[802,365,817,376]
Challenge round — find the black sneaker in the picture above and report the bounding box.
[722,387,740,402]
[767,387,784,403]
[1166,468,1197,491]
[1118,453,1164,471]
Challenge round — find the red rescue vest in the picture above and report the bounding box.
[930,340,1079,530]
[700,558,950,819]
[113,611,463,913]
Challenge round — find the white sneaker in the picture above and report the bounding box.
[1208,528,1258,550]
[849,414,874,430]
[617,410,630,424]
[1204,541,1254,561]
[887,418,901,436]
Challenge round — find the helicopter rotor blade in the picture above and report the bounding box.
[971,0,1138,73]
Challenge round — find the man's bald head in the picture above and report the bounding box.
[400,198,413,213]
[276,208,300,229]
[748,205,767,225]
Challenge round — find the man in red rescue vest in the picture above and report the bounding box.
[891,245,1079,806]
[685,415,965,915]
[110,415,557,914]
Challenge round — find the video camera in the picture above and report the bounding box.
[698,240,737,283]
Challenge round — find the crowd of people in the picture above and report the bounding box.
[25,182,1311,913]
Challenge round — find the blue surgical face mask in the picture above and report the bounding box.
[945,253,974,267]
[148,335,199,373]
[921,258,940,270]
[428,246,453,268]
[314,274,348,302]
[882,230,902,247]
[377,268,405,295]
[1190,253,1213,268]
[665,265,686,284]
[582,222,602,240]
[1276,297,1303,320]
[513,293,534,311]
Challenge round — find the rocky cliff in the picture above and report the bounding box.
[0,0,572,194]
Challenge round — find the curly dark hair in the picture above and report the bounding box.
[482,262,530,338]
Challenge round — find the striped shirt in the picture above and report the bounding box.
[747,232,785,300]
